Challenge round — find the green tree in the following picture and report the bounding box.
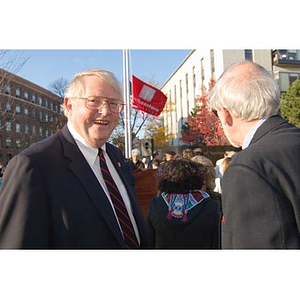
[281,79,300,128]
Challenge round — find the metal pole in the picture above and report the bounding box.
[123,49,132,159]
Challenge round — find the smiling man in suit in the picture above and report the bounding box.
[209,61,300,249]
[0,69,150,249]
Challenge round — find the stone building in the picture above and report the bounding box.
[161,49,300,149]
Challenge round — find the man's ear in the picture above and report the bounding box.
[223,108,233,126]
[219,107,233,127]
[64,97,72,114]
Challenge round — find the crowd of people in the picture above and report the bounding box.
[127,147,229,249]
[1,60,300,249]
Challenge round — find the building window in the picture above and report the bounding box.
[210,49,215,79]
[185,73,189,114]
[174,84,177,126]
[39,111,43,121]
[24,90,29,100]
[39,126,43,136]
[6,137,12,149]
[6,102,12,112]
[16,104,21,114]
[38,96,43,106]
[16,123,21,133]
[192,67,196,99]
[16,138,21,149]
[24,107,29,115]
[245,49,253,61]
[278,72,300,92]
[180,80,183,121]
[16,87,21,98]
[32,94,36,103]
[201,58,205,85]
[45,98,48,108]
[5,120,11,131]
[32,125,36,135]
[25,124,29,134]
[5,84,11,94]
[277,49,300,61]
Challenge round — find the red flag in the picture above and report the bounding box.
[132,75,167,117]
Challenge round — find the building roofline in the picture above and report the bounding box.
[0,68,60,99]
[160,50,195,90]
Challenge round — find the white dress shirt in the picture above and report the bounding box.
[67,122,140,244]
[242,117,268,149]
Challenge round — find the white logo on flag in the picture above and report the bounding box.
[139,85,156,102]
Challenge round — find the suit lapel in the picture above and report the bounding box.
[59,126,125,247]
[250,115,287,146]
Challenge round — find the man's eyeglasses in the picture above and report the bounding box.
[75,96,125,113]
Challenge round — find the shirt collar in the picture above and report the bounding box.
[242,117,268,149]
[67,121,106,166]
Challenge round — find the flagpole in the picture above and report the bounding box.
[123,49,132,159]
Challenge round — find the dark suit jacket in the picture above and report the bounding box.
[0,125,150,249]
[222,115,300,249]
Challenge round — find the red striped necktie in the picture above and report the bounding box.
[98,148,139,249]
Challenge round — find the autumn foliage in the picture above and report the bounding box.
[180,83,228,146]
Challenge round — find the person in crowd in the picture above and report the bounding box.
[127,148,145,172]
[214,150,236,179]
[146,158,220,249]
[160,150,176,169]
[0,68,150,249]
[221,157,232,174]
[151,159,161,169]
[191,154,222,216]
[147,150,163,169]
[0,162,5,178]
[193,148,203,156]
[164,150,176,162]
[0,162,5,188]
[209,60,300,249]
[214,151,236,194]
[191,155,221,201]
[181,148,194,160]
[141,157,148,168]
[214,156,233,194]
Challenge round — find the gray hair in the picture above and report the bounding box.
[208,61,281,121]
[131,148,141,156]
[62,69,123,116]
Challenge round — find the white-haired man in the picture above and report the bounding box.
[127,148,145,172]
[0,69,150,249]
[209,61,300,249]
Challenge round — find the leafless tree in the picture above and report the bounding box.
[48,77,69,100]
[0,50,29,129]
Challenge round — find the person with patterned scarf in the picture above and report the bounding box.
[146,158,221,249]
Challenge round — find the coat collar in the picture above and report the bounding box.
[249,115,287,146]
[58,125,126,247]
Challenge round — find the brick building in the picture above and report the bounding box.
[0,68,66,163]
